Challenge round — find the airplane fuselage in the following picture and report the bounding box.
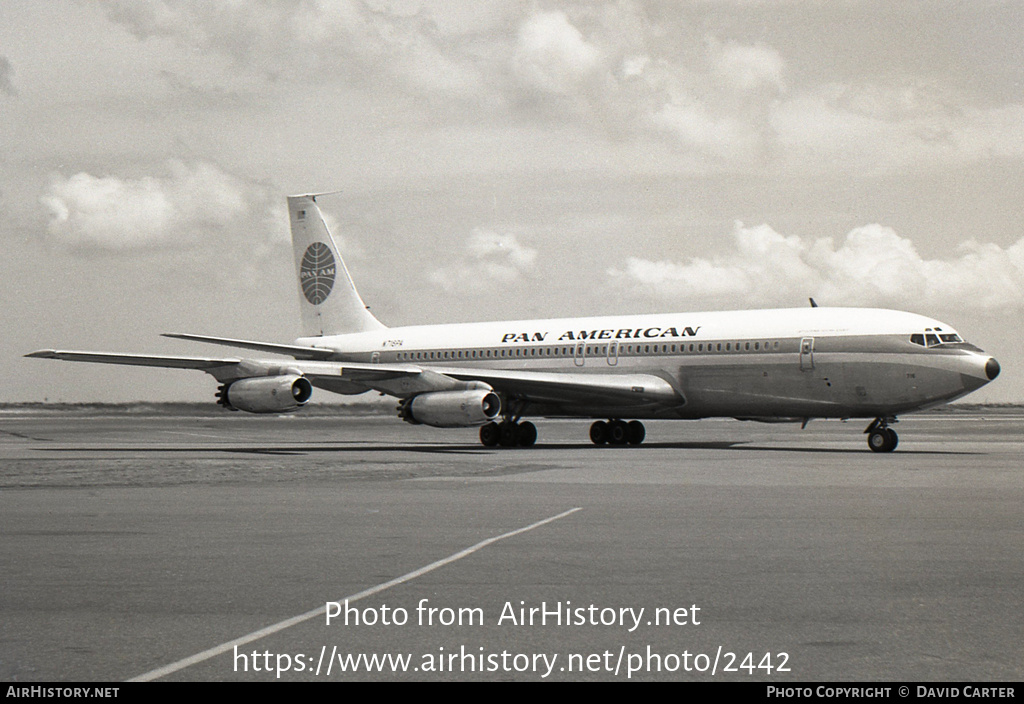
[295,306,997,422]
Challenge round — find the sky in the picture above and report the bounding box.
[1,0,1021,403]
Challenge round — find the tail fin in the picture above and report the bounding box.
[287,194,386,336]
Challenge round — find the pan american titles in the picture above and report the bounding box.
[502,326,701,343]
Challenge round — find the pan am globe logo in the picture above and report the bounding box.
[300,242,337,305]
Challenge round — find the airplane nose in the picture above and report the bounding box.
[986,358,1000,381]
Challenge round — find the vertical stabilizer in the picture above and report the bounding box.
[287,194,386,336]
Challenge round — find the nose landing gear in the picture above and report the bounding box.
[865,417,899,453]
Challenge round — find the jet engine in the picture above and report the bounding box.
[398,389,501,427]
[217,375,313,413]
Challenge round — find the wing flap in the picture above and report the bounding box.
[438,366,682,407]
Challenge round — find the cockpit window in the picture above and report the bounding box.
[911,330,964,347]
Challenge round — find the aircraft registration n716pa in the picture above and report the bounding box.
[28,194,1001,452]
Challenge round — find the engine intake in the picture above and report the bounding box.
[219,375,313,413]
[398,389,501,428]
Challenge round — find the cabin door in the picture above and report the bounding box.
[607,341,619,366]
[799,337,814,371]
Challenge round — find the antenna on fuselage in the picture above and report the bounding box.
[809,298,819,308]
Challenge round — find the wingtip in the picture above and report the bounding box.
[24,350,58,359]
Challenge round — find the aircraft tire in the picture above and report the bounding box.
[868,428,898,452]
[517,421,537,447]
[590,420,608,445]
[499,422,519,447]
[627,420,646,445]
[480,422,500,447]
[608,419,629,445]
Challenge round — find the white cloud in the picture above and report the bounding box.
[649,99,763,160]
[429,228,537,292]
[512,10,605,96]
[40,160,279,250]
[100,2,786,160]
[773,82,1024,172]
[608,221,1024,312]
[507,7,786,162]
[100,0,487,99]
[711,40,785,94]
[95,2,1024,173]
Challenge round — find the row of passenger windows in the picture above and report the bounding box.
[394,340,783,362]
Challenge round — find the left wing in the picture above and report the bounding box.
[160,333,338,360]
[25,350,415,386]
[24,350,242,371]
[26,349,682,413]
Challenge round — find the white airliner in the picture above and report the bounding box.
[28,194,1000,452]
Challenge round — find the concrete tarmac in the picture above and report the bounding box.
[1,410,1021,682]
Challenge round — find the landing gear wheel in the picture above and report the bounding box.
[868,428,898,453]
[590,420,608,445]
[608,420,629,445]
[516,421,537,447]
[627,420,646,446]
[499,422,519,447]
[479,422,500,447]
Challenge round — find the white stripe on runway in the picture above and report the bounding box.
[128,506,583,682]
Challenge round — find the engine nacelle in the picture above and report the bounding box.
[220,375,313,413]
[398,389,501,428]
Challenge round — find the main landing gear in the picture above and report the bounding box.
[865,417,899,453]
[479,398,536,448]
[480,419,647,447]
[479,420,536,448]
[590,419,646,446]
